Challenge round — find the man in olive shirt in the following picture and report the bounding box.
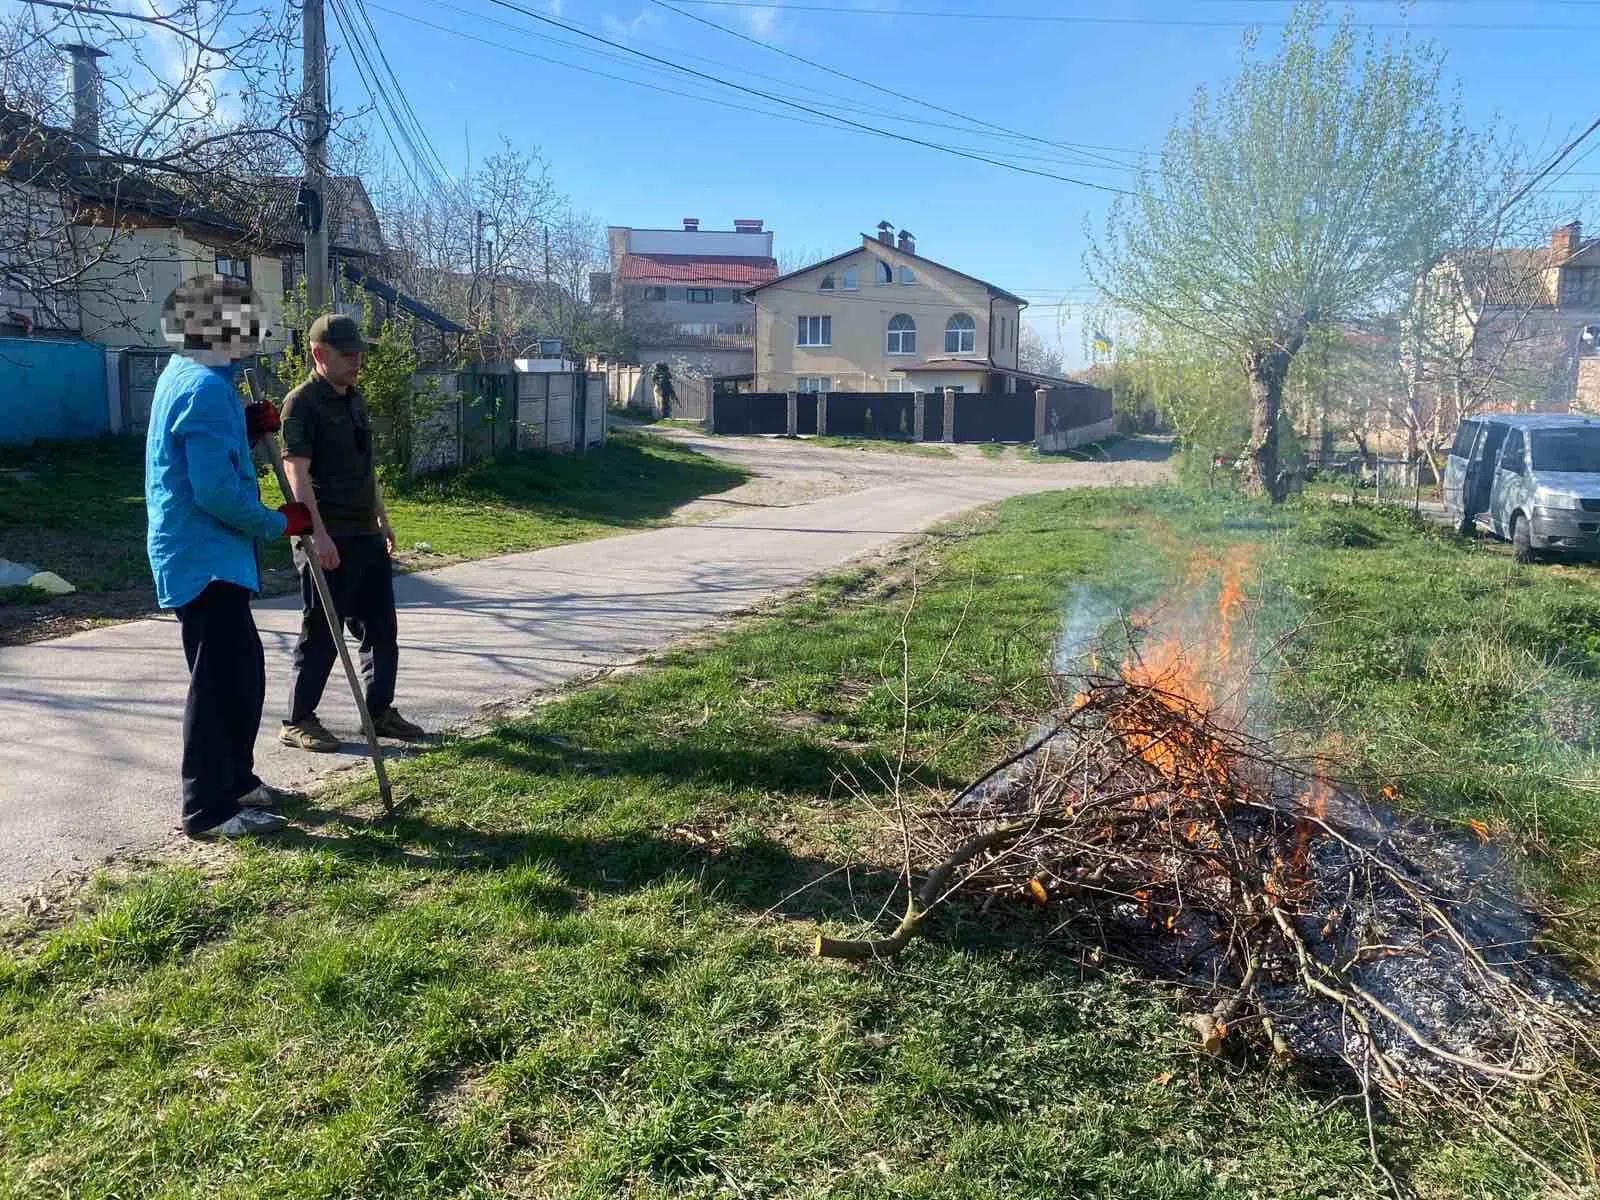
[278,313,425,751]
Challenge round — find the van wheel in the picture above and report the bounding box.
[1512,514,1537,564]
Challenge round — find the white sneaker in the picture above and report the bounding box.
[194,807,288,839]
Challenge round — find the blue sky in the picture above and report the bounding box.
[16,0,1595,364]
[334,0,1594,365]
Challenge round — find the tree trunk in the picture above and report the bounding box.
[1243,347,1292,502]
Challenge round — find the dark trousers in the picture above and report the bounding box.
[176,581,265,834]
[287,533,398,725]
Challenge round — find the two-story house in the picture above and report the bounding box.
[594,218,777,387]
[1425,222,1600,419]
[747,223,1029,395]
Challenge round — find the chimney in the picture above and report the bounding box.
[896,228,915,255]
[734,219,763,233]
[62,43,106,153]
[1553,222,1583,260]
[877,220,894,246]
[682,217,700,232]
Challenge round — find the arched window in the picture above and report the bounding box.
[819,273,836,290]
[945,313,976,355]
[886,313,916,355]
[876,260,893,285]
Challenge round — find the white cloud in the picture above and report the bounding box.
[738,5,780,40]
[601,8,656,42]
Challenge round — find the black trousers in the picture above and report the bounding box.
[287,533,398,725]
[176,581,265,834]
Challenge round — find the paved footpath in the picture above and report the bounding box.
[0,434,1170,897]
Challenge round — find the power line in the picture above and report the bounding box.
[402,0,1133,172]
[645,0,1133,171]
[468,0,1134,193]
[328,0,438,193]
[666,1,1600,32]
[1496,116,1600,219]
[346,0,460,193]
[363,2,953,145]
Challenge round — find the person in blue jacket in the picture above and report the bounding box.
[146,276,313,838]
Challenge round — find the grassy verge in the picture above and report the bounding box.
[977,442,1007,461]
[3,490,1598,1196]
[0,430,746,644]
[809,435,954,459]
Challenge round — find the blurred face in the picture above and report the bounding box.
[311,341,363,389]
[160,279,263,365]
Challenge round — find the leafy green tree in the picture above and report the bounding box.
[1089,4,1464,500]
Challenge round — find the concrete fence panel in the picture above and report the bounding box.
[0,337,110,445]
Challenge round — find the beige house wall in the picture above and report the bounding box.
[1576,357,1600,414]
[753,237,1022,392]
[73,226,287,351]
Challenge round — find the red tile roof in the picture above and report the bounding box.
[619,253,778,286]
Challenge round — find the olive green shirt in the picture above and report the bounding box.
[280,372,380,536]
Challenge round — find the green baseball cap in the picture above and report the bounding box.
[308,312,368,353]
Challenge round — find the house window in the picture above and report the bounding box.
[216,254,251,282]
[945,313,977,354]
[797,315,832,347]
[643,286,667,302]
[819,273,836,291]
[898,266,914,284]
[887,378,915,393]
[797,375,831,393]
[687,288,714,303]
[886,313,917,355]
[1567,268,1600,307]
[842,268,860,290]
[876,260,893,285]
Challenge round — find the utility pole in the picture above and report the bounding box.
[470,207,483,328]
[543,224,553,335]
[301,0,330,311]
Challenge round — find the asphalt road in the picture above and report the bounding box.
[0,432,1171,898]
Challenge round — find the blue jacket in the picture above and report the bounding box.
[145,356,287,610]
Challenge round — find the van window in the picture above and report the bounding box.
[1531,427,1600,473]
[1450,421,1478,459]
[1499,430,1525,473]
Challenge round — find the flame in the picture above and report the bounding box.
[1112,548,1256,789]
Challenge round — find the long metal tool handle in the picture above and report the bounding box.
[244,369,394,812]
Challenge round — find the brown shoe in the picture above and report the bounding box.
[371,706,426,741]
[279,714,340,752]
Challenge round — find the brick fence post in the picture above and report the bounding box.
[706,382,717,434]
[913,390,926,441]
[942,388,956,443]
[1034,387,1050,448]
[817,391,829,436]
[786,391,798,437]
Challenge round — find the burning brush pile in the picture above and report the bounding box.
[817,566,1598,1109]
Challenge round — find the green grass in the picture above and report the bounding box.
[0,431,746,631]
[977,442,1008,461]
[4,489,1598,1196]
[809,435,954,459]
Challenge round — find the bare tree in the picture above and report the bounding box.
[1017,323,1066,378]
[1,1,306,336]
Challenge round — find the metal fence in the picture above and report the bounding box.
[952,392,1035,442]
[823,392,916,439]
